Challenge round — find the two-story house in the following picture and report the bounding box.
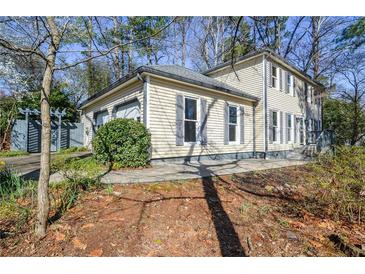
[80,49,325,162]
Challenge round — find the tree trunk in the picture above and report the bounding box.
[35,16,60,238]
[311,16,321,80]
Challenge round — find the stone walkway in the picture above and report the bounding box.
[101,158,308,184]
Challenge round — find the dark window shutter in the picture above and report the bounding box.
[269,110,273,144]
[200,98,208,145]
[279,69,283,91]
[176,94,184,146]
[240,106,244,144]
[294,115,297,143]
[293,76,296,97]
[280,111,283,144]
[224,102,229,145]
[268,62,272,88]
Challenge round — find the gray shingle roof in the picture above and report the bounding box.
[80,64,259,108]
[144,64,259,101]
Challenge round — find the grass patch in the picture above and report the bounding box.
[56,146,88,155]
[0,150,29,158]
[0,168,37,233]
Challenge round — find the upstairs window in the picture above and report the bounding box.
[271,65,278,88]
[184,97,197,143]
[229,106,238,142]
[287,73,292,94]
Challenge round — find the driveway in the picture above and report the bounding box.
[1,152,91,180]
[102,158,309,184]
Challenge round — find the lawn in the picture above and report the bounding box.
[1,161,364,256]
[0,150,29,158]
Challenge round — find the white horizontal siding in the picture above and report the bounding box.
[81,81,144,148]
[149,78,255,159]
[207,56,265,152]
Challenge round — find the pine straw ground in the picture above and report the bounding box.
[1,165,364,257]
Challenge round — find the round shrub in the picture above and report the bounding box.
[92,118,151,168]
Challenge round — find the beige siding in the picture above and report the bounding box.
[208,55,322,153]
[148,78,255,160]
[81,81,144,148]
[265,57,322,151]
[207,56,265,152]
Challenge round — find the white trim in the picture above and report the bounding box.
[183,95,200,146]
[228,104,239,145]
[262,55,267,154]
[80,77,139,109]
[272,110,280,144]
[145,75,150,128]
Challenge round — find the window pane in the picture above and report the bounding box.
[272,66,277,77]
[273,111,277,126]
[184,121,196,142]
[185,98,197,120]
[287,115,291,127]
[229,106,237,124]
[287,128,291,141]
[229,125,236,142]
[273,128,277,142]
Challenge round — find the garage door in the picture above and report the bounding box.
[115,100,141,121]
[95,110,109,130]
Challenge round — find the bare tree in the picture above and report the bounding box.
[335,53,365,145]
[0,16,175,237]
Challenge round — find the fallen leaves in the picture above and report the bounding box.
[81,223,95,229]
[89,248,103,257]
[54,231,66,242]
[72,238,87,250]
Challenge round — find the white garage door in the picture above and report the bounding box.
[115,100,141,121]
[95,110,109,129]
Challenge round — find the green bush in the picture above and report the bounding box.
[308,146,365,222]
[92,118,151,168]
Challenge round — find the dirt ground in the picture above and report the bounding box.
[1,165,364,256]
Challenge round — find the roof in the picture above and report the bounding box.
[80,64,259,108]
[203,48,324,88]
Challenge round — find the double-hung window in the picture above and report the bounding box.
[184,97,197,143]
[287,73,292,94]
[287,114,292,142]
[229,105,238,142]
[272,111,278,142]
[271,65,278,88]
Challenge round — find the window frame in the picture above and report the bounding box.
[272,110,279,144]
[94,110,109,130]
[271,65,278,89]
[183,96,199,145]
[287,73,293,95]
[228,104,239,144]
[287,113,293,143]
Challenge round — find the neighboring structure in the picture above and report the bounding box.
[11,108,84,153]
[80,49,325,162]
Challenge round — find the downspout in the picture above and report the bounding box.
[137,73,150,129]
[262,54,268,158]
[252,102,256,158]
